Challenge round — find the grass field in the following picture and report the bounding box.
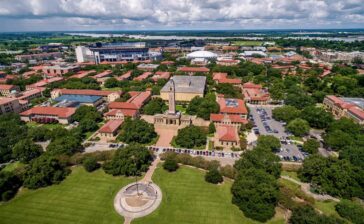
[281,171,300,181]
[314,200,339,217]
[0,167,132,224]
[133,165,285,224]
[232,41,263,46]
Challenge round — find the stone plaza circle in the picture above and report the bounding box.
[114,182,162,219]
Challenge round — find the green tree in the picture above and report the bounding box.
[287,118,310,136]
[324,130,354,151]
[23,156,70,189]
[186,96,219,120]
[142,98,167,115]
[208,122,216,134]
[269,80,285,101]
[272,105,301,123]
[0,171,22,201]
[163,156,179,172]
[82,157,99,172]
[46,135,83,156]
[27,126,51,142]
[302,139,320,154]
[175,125,207,148]
[0,113,28,163]
[335,200,364,224]
[256,135,281,152]
[104,77,119,88]
[103,144,152,176]
[216,83,240,98]
[290,205,343,224]
[234,146,281,178]
[205,168,223,184]
[117,118,157,144]
[300,106,333,129]
[232,168,279,222]
[285,92,315,109]
[12,139,43,163]
[339,146,364,169]
[72,105,102,122]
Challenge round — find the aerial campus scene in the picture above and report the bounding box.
[0,1,364,224]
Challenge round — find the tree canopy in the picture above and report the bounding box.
[287,118,310,136]
[272,105,301,123]
[174,125,207,148]
[117,118,157,144]
[12,139,43,163]
[103,144,152,176]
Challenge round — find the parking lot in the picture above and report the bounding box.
[248,105,305,162]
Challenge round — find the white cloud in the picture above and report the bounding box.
[0,0,362,31]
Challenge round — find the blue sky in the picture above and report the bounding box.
[0,0,363,32]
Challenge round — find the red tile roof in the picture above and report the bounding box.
[218,97,248,115]
[27,77,64,88]
[133,72,153,81]
[56,89,121,97]
[161,61,175,65]
[210,113,248,124]
[0,84,17,90]
[213,73,241,84]
[217,125,239,142]
[99,120,123,133]
[93,70,112,78]
[348,107,364,120]
[108,102,138,110]
[152,71,171,81]
[178,66,210,73]
[20,107,76,118]
[0,97,18,105]
[69,70,96,79]
[242,82,262,89]
[117,71,132,81]
[104,109,138,117]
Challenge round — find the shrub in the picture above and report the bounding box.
[220,165,236,179]
[335,200,364,224]
[82,157,99,172]
[163,157,179,172]
[205,168,223,184]
[0,171,22,201]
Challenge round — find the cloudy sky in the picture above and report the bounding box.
[0,0,363,32]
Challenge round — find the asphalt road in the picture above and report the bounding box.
[248,104,304,162]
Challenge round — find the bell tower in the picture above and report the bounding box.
[168,79,176,114]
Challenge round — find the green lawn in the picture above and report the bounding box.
[314,201,339,217]
[281,171,300,182]
[1,162,24,173]
[0,167,132,224]
[176,105,187,114]
[232,41,263,46]
[133,165,285,224]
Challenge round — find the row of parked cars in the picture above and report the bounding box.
[148,147,241,159]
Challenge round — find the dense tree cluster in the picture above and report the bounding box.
[0,113,28,163]
[72,106,102,133]
[287,118,310,137]
[117,118,157,144]
[175,125,207,148]
[335,200,364,224]
[299,154,363,198]
[0,172,22,201]
[103,144,152,176]
[12,139,43,163]
[186,95,219,120]
[23,155,70,189]
[302,139,320,154]
[142,98,167,115]
[272,105,301,123]
[289,205,344,224]
[232,143,281,222]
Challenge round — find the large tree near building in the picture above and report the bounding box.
[103,144,152,176]
[300,106,333,129]
[175,125,207,148]
[117,118,157,144]
[187,96,219,120]
[142,98,167,115]
[272,105,301,123]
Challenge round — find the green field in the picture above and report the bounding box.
[281,171,300,182]
[232,41,263,46]
[134,165,285,224]
[0,167,132,224]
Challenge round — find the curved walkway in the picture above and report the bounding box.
[281,176,340,202]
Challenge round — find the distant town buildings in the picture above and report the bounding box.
[98,119,123,141]
[42,64,80,77]
[0,84,20,96]
[213,73,241,86]
[15,52,63,61]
